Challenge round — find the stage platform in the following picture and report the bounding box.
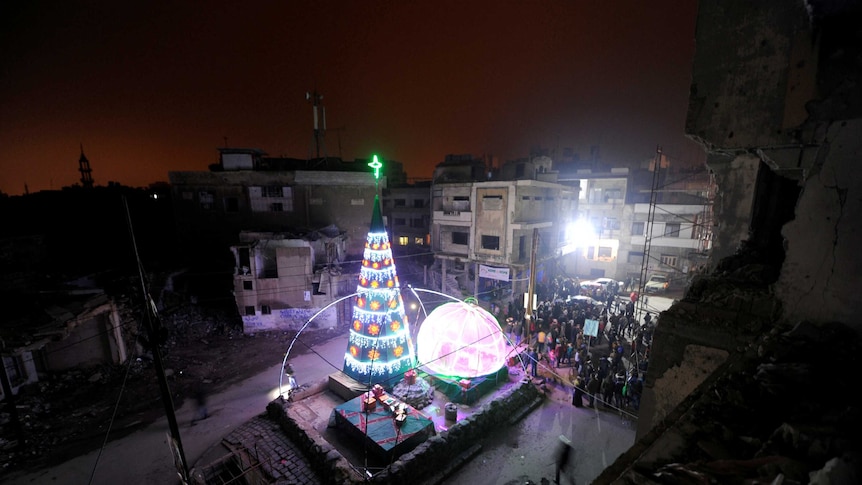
[424,366,508,404]
[328,392,436,461]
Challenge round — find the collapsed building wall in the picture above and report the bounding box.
[637,0,862,439]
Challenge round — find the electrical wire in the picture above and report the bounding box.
[88,320,143,484]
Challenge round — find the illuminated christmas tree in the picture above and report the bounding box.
[342,156,416,387]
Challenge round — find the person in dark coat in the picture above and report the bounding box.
[191,384,208,424]
[555,435,575,484]
[572,377,584,407]
[587,372,601,408]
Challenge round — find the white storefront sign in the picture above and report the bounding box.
[479,264,510,282]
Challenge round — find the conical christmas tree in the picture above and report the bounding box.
[342,192,416,388]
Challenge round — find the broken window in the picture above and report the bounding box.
[481,235,500,251]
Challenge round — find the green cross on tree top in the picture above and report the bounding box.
[368,155,382,180]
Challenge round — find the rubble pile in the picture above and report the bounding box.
[0,359,158,473]
[597,320,862,484]
[0,302,326,479]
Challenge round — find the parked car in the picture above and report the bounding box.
[644,274,670,293]
[579,280,604,292]
[592,278,617,289]
[566,295,604,307]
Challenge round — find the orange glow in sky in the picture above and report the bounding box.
[0,1,703,196]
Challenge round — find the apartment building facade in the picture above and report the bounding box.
[430,156,579,313]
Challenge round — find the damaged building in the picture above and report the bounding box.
[598,1,862,483]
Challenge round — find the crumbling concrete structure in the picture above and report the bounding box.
[600,1,862,483]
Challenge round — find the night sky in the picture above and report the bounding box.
[1,1,704,196]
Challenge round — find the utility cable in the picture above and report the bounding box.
[88,320,143,484]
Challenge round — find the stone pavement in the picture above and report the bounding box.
[191,414,322,485]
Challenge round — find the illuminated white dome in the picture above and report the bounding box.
[416,300,508,378]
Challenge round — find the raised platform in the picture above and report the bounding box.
[328,371,367,401]
[328,392,436,461]
[426,366,509,404]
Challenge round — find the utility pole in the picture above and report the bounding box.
[636,146,662,324]
[124,197,189,484]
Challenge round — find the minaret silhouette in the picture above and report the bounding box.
[78,144,94,188]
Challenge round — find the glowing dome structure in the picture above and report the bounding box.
[416,299,508,379]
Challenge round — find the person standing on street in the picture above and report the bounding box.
[555,434,575,484]
[285,364,299,400]
[191,384,208,424]
[529,347,539,377]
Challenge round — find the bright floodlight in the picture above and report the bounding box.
[416,299,508,379]
[567,218,597,248]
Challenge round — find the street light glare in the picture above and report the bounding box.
[567,219,597,248]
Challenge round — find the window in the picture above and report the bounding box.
[243,281,253,290]
[605,218,621,230]
[398,236,409,246]
[598,246,613,259]
[604,189,622,201]
[482,195,503,210]
[224,197,239,213]
[393,217,406,226]
[410,218,424,228]
[250,186,293,212]
[452,232,469,245]
[481,235,500,250]
[664,223,680,237]
[263,186,283,197]
[631,222,644,235]
[3,356,26,386]
[182,191,193,200]
[271,202,283,212]
[627,251,644,264]
[245,306,255,316]
[586,246,595,259]
[199,191,214,210]
[261,305,271,315]
[660,254,678,267]
[414,237,424,245]
[394,199,406,207]
[350,199,365,205]
[413,199,425,208]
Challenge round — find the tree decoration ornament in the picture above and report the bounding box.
[342,158,416,387]
[416,299,508,379]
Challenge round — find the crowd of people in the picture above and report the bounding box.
[503,276,655,415]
